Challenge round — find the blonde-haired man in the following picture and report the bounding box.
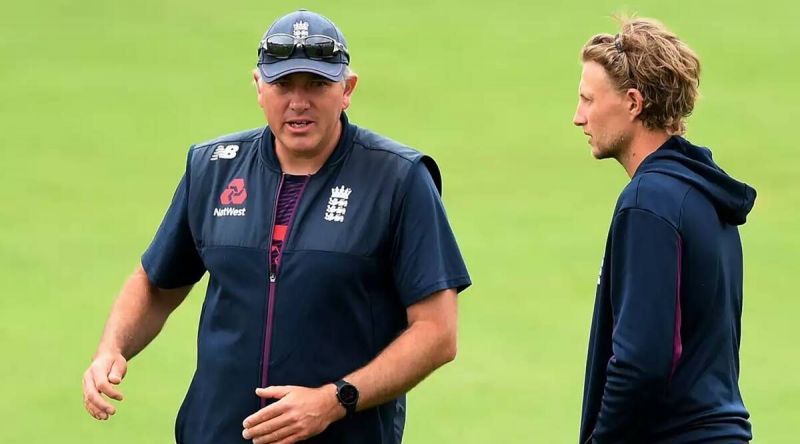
[574,18,755,443]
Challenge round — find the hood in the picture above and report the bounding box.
[635,136,757,225]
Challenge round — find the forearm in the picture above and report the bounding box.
[242,291,459,441]
[96,265,190,360]
[345,293,458,410]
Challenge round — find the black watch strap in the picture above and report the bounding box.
[334,379,359,416]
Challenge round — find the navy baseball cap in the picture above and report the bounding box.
[257,10,350,83]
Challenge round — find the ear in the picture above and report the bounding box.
[253,69,266,107]
[626,88,644,120]
[341,74,359,110]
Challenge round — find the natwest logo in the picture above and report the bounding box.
[214,178,248,217]
[220,178,247,205]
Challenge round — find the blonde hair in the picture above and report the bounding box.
[581,17,701,134]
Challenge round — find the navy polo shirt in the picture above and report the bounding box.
[142,114,471,443]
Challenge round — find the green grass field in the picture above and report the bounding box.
[1,0,798,442]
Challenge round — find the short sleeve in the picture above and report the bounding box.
[141,168,206,289]
[392,161,471,306]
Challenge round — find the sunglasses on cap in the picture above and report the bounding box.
[260,34,349,60]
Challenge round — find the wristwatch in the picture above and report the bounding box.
[334,379,359,417]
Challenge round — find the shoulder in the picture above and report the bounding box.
[351,126,425,161]
[188,127,266,162]
[616,172,691,229]
[350,126,442,194]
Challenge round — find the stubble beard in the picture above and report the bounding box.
[592,130,631,162]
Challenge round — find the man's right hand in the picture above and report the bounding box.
[82,352,127,420]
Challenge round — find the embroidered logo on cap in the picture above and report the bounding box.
[293,21,309,39]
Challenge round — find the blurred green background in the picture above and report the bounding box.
[1,0,797,442]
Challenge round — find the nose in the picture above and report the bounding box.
[288,89,310,113]
[573,109,586,127]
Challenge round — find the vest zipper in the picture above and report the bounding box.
[259,173,310,408]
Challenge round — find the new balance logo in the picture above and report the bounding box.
[211,144,239,161]
[214,178,248,217]
[324,186,351,223]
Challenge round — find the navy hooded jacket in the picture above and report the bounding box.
[579,136,756,443]
[142,114,471,443]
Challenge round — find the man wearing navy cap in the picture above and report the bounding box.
[82,9,471,444]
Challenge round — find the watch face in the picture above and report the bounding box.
[339,384,358,405]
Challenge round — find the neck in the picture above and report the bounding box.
[275,120,342,175]
[617,128,671,178]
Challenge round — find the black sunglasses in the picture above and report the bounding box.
[259,34,349,60]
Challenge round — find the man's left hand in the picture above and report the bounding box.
[242,384,345,444]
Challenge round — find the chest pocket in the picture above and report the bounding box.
[190,159,274,250]
[286,172,395,258]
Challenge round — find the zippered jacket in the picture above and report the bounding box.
[142,114,472,443]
